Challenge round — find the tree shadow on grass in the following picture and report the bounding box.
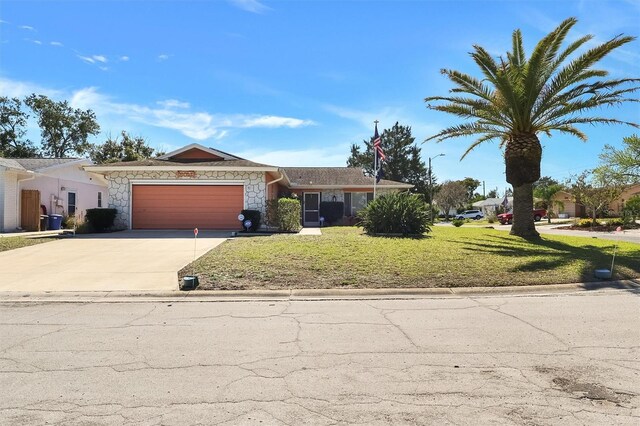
[459,234,640,294]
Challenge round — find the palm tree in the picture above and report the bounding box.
[425,18,639,238]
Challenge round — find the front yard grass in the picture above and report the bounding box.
[0,236,57,253]
[181,226,640,290]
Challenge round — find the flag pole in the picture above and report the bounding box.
[373,120,379,199]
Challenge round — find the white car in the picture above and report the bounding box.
[455,210,484,220]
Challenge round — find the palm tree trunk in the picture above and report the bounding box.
[505,133,542,239]
[511,183,539,238]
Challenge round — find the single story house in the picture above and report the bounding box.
[0,158,108,232]
[609,183,640,215]
[472,197,513,215]
[85,143,412,230]
[550,184,640,218]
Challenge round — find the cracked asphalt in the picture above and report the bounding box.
[1,290,639,425]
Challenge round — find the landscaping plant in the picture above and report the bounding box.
[425,18,639,239]
[240,209,261,232]
[358,192,430,236]
[85,208,117,232]
[277,198,302,232]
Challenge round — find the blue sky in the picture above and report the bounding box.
[1,0,639,194]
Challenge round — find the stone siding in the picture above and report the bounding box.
[104,170,266,229]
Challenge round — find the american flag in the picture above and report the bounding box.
[373,124,386,162]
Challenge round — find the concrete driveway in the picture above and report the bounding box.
[0,231,229,292]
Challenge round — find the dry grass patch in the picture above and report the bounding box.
[0,236,57,253]
[180,227,640,290]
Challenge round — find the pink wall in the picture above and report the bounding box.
[19,165,107,220]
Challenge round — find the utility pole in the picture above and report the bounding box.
[428,153,445,224]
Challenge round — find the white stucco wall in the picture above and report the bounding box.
[104,170,267,229]
[0,170,19,232]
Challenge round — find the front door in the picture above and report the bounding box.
[303,192,320,226]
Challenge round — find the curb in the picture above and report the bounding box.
[0,280,638,303]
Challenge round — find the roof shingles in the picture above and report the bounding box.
[283,167,412,187]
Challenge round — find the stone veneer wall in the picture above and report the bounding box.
[105,170,266,229]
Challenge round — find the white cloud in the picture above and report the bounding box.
[241,115,315,128]
[65,85,314,140]
[99,66,109,72]
[0,77,61,98]
[228,0,270,14]
[19,25,35,31]
[0,20,9,24]
[50,41,63,47]
[157,99,191,109]
[0,77,314,142]
[119,55,129,62]
[92,55,107,63]
[158,54,169,61]
[78,55,95,64]
[32,40,42,45]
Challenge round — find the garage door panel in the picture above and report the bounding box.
[132,185,244,229]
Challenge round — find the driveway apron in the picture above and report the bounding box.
[0,230,228,292]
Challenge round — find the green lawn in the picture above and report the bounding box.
[0,236,57,253]
[181,227,640,290]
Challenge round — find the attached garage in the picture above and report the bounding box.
[131,184,244,230]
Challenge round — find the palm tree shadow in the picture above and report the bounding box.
[459,234,640,295]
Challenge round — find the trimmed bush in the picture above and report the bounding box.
[452,219,464,227]
[265,199,279,229]
[576,218,597,228]
[358,192,430,236]
[86,208,117,232]
[486,213,497,224]
[240,209,261,232]
[606,218,624,227]
[319,201,344,225]
[623,195,640,222]
[278,198,302,232]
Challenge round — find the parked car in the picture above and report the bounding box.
[455,210,485,220]
[497,208,547,225]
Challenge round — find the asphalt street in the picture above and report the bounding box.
[1,290,639,425]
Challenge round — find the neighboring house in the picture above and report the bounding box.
[550,190,584,218]
[608,183,640,215]
[85,143,412,230]
[472,197,513,216]
[0,158,108,232]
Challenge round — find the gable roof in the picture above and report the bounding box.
[1,158,89,172]
[283,167,413,189]
[86,158,278,171]
[0,158,26,171]
[12,158,89,172]
[158,143,242,161]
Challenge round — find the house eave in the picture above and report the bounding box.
[289,184,414,190]
[84,165,279,173]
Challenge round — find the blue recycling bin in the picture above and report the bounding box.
[48,214,63,230]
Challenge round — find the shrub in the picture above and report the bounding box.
[277,198,302,232]
[452,219,464,227]
[606,218,624,227]
[319,201,344,225]
[358,192,430,236]
[576,218,597,228]
[85,208,117,232]
[240,209,261,232]
[486,213,497,224]
[265,199,279,229]
[623,195,640,222]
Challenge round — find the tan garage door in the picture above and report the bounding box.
[132,185,244,229]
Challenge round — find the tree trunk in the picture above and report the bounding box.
[505,133,542,239]
[510,183,539,238]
